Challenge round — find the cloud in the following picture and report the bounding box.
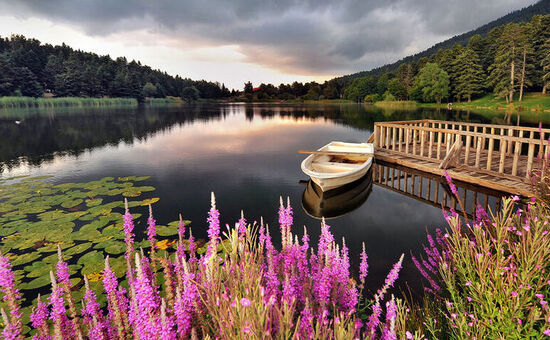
[0,0,537,76]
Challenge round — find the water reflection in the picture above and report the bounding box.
[302,170,373,219]
[0,103,538,297]
[0,102,517,173]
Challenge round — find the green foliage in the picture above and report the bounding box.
[454,48,485,102]
[142,82,157,98]
[439,199,550,338]
[363,93,381,103]
[383,91,396,101]
[387,78,407,100]
[0,175,176,308]
[542,37,550,92]
[0,34,230,101]
[487,23,529,101]
[0,96,138,109]
[181,86,200,103]
[413,63,450,104]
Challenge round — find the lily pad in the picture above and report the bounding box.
[85,198,103,207]
[61,198,83,209]
[64,242,92,256]
[9,252,41,266]
[140,197,159,206]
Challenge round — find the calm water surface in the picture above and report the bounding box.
[0,103,521,296]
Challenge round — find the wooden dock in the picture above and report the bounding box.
[372,161,508,220]
[369,120,548,197]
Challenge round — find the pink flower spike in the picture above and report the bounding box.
[240,298,251,307]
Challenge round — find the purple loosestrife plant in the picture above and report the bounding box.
[147,204,157,252]
[0,255,22,340]
[0,194,409,339]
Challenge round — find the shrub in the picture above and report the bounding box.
[411,174,550,338]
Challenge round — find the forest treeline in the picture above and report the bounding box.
[242,14,550,104]
[337,0,550,82]
[0,35,232,101]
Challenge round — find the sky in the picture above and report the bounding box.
[0,0,538,90]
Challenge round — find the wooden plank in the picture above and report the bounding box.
[298,150,373,156]
[374,151,533,196]
[439,139,462,169]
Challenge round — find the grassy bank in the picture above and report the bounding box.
[421,93,550,112]
[373,100,418,109]
[0,96,138,109]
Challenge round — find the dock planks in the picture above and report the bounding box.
[371,120,547,197]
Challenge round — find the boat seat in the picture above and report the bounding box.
[311,161,361,173]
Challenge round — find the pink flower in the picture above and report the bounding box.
[511,291,518,297]
[543,329,550,336]
[147,204,157,249]
[240,298,251,307]
[359,242,369,285]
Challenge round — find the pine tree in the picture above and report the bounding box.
[487,23,527,103]
[528,15,550,93]
[543,37,550,94]
[454,48,485,102]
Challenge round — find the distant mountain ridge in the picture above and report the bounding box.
[335,0,550,84]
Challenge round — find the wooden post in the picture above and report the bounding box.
[499,139,507,173]
[475,136,482,168]
[526,143,535,179]
[398,128,403,152]
[464,135,471,165]
[487,137,494,171]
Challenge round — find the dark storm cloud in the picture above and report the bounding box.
[0,0,537,75]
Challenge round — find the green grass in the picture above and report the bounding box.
[421,93,550,112]
[0,96,138,109]
[145,97,182,104]
[373,100,418,109]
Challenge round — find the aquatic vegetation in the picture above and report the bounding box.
[0,194,406,339]
[0,97,138,109]
[0,175,193,332]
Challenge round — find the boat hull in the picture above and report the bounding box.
[301,141,373,192]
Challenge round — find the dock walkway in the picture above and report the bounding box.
[369,120,548,197]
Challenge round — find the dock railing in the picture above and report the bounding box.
[373,120,550,182]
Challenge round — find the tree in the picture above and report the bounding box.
[454,48,485,102]
[181,86,199,103]
[243,81,253,94]
[376,74,389,96]
[396,63,414,99]
[413,63,450,104]
[142,82,157,98]
[543,37,550,94]
[528,15,550,93]
[0,54,16,96]
[487,23,528,103]
[387,78,407,100]
[16,67,43,97]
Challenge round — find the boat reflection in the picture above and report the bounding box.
[301,169,373,219]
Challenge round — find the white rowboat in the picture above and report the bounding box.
[300,141,374,192]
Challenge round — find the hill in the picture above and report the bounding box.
[335,0,550,85]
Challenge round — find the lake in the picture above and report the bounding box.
[0,103,524,297]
